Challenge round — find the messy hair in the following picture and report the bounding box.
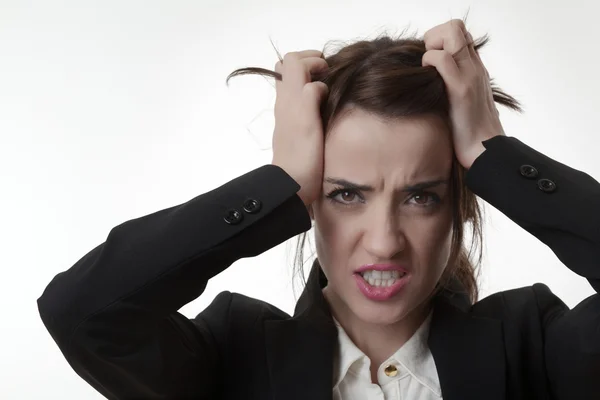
[226,24,521,304]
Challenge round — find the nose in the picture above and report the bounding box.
[362,207,406,261]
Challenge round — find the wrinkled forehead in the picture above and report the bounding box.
[324,110,453,185]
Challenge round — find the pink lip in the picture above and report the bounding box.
[355,264,409,273]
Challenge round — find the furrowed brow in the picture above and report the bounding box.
[401,179,449,192]
[324,178,374,191]
[324,177,449,192]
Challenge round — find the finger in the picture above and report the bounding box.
[464,32,491,83]
[422,49,462,90]
[275,50,324,93]
[464,32,476,59]
[423,19,468,55]
[464,32,483,70]
[279,50,324,61]
[283,56,329,93]
[274,60,283,93]
[303,81,330,112]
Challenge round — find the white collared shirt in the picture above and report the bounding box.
[332,311,442,399]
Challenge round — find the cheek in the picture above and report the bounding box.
[313,202,357,276]
[408,210,453,273]
[433,225,453,267]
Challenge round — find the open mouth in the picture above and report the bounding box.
[358,270,407,287]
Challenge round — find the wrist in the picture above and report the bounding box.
[462,141,486,170]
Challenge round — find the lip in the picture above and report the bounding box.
[354,272,410,301]
[355,263,409,274]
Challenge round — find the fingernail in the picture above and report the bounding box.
[467,32,473,42]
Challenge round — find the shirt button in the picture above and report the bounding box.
[384,364,398,377]
[537,178,557,193]
[223,209,243,225]
[519,164,539,179]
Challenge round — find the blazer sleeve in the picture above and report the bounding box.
[37,164,312,399]
[465,135,600,398]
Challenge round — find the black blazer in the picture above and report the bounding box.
[38,135,600,400]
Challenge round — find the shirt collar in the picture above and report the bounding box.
[332,310,441,396]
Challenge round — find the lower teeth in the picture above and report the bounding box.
[366,278,397,287]
[360,273,406,288]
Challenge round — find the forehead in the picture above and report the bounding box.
[324,109,453,185]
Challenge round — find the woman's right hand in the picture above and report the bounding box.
[271,50,330,208]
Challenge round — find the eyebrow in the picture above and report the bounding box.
[324,177,449,192]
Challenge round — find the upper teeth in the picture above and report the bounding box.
[360,269,406,287]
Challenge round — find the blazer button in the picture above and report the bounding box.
[519,164,538,179]
[243,198,262,214]
[537,178,557,193]
[223,209,243,225]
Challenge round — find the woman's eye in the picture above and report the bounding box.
[413,194,428,204]
[335,190,359,203]
[326,188,362,205]
[409,192,440,206]
[326,188,440,208]
[338,191,356,202]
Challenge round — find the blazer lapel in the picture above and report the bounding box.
[264,260,337,400]
[428,283,506,400]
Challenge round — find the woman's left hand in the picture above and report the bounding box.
[422,19,505,170]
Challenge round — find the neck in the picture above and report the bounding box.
[324,287,432,371]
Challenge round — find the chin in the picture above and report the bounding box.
[350,296,415,326]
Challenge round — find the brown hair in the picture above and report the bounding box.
[226,25,522,305]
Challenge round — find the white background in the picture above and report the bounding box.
[2,0,599,398]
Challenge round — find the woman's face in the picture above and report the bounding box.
[312,108,455,326]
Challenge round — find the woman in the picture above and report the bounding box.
[38,19,600,399]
